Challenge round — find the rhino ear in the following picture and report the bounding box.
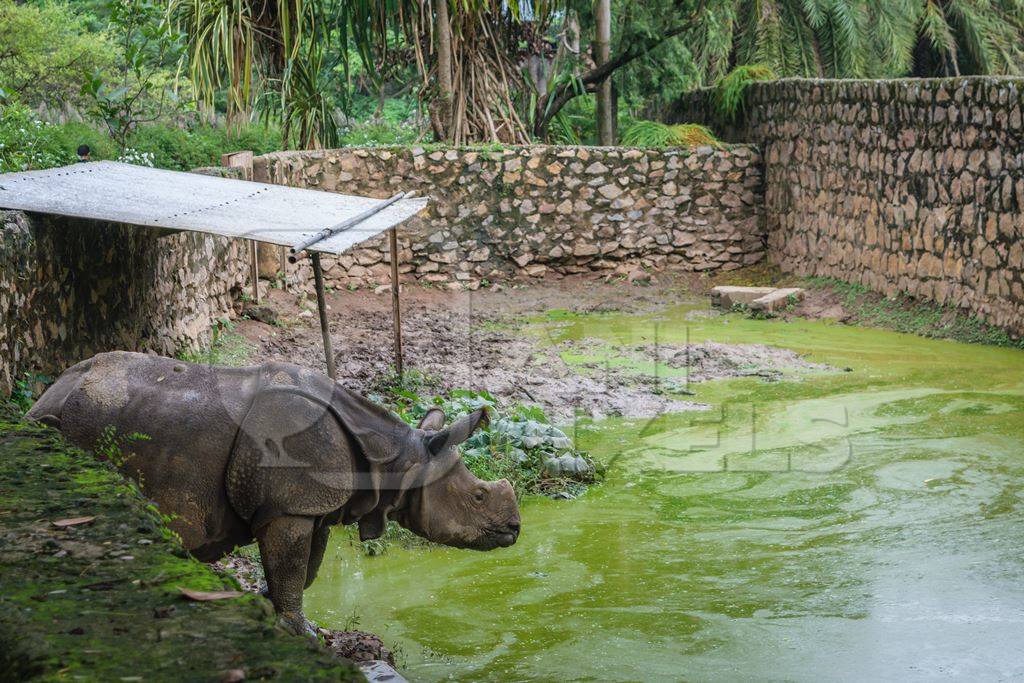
[417,407,446,431]
[425,408,489,456]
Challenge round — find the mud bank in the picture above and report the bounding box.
[237,274,833,422]
[0,406,362,681]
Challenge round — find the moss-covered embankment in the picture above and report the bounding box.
[0,406,362,681]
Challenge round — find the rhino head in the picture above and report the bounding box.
[393,407,521,551]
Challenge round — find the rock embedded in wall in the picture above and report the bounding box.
[252,145,766,291]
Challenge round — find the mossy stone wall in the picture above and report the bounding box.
[0,209,249,396]
[253,145,766,289]
[672,77,1024,336]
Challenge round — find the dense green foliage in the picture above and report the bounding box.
[3,0,1024,153]
[0,1,114,111]
[0,100,280,172]
[724,0,1024,79]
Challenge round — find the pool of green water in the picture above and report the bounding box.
[306,305,1024,681]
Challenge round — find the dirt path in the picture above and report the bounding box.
[235,272,831,422]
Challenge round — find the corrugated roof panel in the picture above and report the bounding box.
[0,161,427,255]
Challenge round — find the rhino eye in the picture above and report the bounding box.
[473,487,487,504]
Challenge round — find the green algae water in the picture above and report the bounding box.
[306,305,1024,681]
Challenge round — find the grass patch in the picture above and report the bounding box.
[805,277,1024,348]
[177,320,254,367]
[714,63,777,122]
[621,120,720,148]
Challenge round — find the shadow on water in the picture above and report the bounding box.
[305,305,1024,682]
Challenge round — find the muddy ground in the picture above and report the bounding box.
[234,270,833,422]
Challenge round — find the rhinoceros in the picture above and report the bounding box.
[27,351,520,633]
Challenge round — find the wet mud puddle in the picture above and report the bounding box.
[305,304,1024,682]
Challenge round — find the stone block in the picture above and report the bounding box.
[749,288,806,312]
[710,286,777,309]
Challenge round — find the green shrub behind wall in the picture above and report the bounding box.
[0,101,283,173]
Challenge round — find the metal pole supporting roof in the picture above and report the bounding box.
[310,252,336,380]
[389,227,403,381]
[290,194,409,382]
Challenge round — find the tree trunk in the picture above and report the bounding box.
[434,0,455,141]
[594,0,614,145]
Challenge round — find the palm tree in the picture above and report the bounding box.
[168,0,1024,148]
[170,0,337,147]
[343,0,556,145]
[710,0,1024,79]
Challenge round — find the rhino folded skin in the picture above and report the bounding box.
[28,351,521,626]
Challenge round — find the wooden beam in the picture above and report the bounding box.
[220,151,260,305]
[249,239,260,304]
[389,227,404,379]
[311,253,336,380]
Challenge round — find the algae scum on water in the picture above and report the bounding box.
[304,304,1024,682]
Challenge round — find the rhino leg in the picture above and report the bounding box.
[304,524,332,590]
[257,515,316,636]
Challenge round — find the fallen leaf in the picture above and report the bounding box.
[52,516,95,528]
[178,587,244,601]
[221,668,246,682]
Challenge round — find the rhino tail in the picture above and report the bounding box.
[25,356,97,430]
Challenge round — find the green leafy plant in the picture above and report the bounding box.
[94,425,152,468]
[714,64,777,122]
[9,372,51,414]
[368,377,598,498]
[260,43,339,149]
[621,120,720,148]
[80,0,185,152]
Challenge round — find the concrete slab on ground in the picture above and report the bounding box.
[749,287,806,312]
[360,660,408,682]
[710,286,805,312]
[710,286,777,308]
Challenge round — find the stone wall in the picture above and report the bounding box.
[671,77,1024,336]
[0,210,249,395]
[253,145,766,289]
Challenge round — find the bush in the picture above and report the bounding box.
[0,103,75,173]
[127,124,282,171]
[0,100,282,173]
[368,373,599,499]
[621,120,720,148]
[338,118,421,146]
